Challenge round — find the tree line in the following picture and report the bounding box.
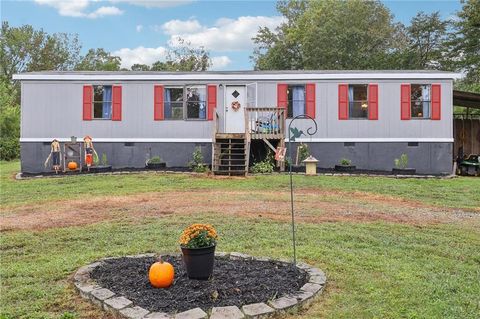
[0,0,479,160]
[252,0,479,93]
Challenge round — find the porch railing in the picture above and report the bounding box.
[244,107,286,139]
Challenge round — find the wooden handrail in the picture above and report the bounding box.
[245,107,286,139]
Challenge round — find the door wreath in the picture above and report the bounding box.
[231,101,241,111]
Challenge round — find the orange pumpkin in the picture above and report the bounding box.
[148,257,174,288]
[68,161,78,170]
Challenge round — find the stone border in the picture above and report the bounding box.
[73,252,327,319]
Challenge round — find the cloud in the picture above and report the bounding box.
[113,46,169,68]
[164,16,285,51]
[110,0,194,8]
[136,24,143,32]
[210,56,232,70]
[161,19,204,35]
[34,0,123,18]
[87,6,123,18]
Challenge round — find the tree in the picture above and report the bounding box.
[75,48,121,71]
[0,81,20,160]
[402,12,449,69]
[252,0,404,70]
[449,0,480,91]
[0,21,81,83]
[131,64,151,71]
[133,38,210,72]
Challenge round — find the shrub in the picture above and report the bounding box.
[251,151,275,174]
[101,153,108,166]
[340,158,352,166]
[0,138,19,161]
[147,156,163,164]
[179,224,218,249]
[188,147,208,173]
[394,153,409,169]
[297,143,310,164]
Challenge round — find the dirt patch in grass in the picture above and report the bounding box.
[1,189,478,231]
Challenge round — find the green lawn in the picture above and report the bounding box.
[1,161,479,210]
[1,161,479,319]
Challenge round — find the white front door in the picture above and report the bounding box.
[225,85,246,133]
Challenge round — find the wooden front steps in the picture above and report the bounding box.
[213,133,249,176]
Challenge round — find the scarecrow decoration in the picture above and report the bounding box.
[83,135,98,171]
[44,139,62,173]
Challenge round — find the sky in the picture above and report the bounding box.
[1,0,463,71]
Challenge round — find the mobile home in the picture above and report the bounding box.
[13,70,456,175]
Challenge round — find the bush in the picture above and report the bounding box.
[251,151,275,174]
[188,147,208,173]
[147,156,163,164]
[297,143,310,164]
[394,153,409,169]
[0,137,19,161]
[340,158,352,166]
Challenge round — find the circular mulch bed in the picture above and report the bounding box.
[90,255,308,313]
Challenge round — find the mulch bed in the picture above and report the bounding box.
[90,255,308,313]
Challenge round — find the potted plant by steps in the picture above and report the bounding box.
[90,153,112,173]
[179,223,218,280]
[146,156,166,169]
[188,147,209,173]
[392,153,416,175]
[335,158,356,172]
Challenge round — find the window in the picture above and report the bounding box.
[186,86,206,119]
[348,84,368,119]
[287,85,305,118]
[164,87,184,120]
[411,84,431,118]
[93,85,112,119]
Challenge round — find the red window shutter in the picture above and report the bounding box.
[277,83,288,108]
[400,84,411,120]
[338,84,348,120]
[83,85,93,121]
[207,84,217,121]
[305,83,316,118]
[431,84,441,120]
[368,84,378,120]
[112,85,122,121]
[154,85,164,120]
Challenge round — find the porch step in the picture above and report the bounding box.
[213,133,248,176]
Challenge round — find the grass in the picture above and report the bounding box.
[1,161,479,210]
[1,161,479,319]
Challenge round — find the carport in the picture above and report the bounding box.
[453,90,480,159]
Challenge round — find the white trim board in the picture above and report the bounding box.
[20,137,453,143]
[13,72,460,81]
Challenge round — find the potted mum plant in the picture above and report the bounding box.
[180,224,218,280]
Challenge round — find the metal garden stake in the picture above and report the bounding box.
[288,114,318,265]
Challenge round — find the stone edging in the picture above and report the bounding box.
[73,252,327,319]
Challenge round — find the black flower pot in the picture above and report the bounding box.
[181,245,216,280]
[146,162,166,169]
[88,165,112,173]
[335,165,356,172]
[392,168,416,175]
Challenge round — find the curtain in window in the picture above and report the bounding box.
[421,85,430,118]
[198,89,206,119]
[102,86,112,118]
[292,86,305,117]
[348,85,354,116]
[164,88,172,118]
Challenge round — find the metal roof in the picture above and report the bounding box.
[13,70,460,81]
[453,90,480,109]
